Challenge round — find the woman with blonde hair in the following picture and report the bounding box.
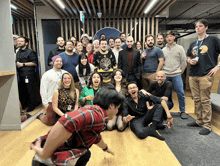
[52,73,79,119]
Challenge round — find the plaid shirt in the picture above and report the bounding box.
[34,105,108,166]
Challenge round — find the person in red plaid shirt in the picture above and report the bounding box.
[30,85,125,166]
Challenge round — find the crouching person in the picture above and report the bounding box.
[30,85,125,166]
[122,82,173,140]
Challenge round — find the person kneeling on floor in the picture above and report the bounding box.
[122,81,173,140]
[30,85,125,166]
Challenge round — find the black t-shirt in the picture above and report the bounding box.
[187,35,220,76]
[147,81,173,104]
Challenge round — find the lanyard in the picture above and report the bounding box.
[53,69,62,79]
[196,35,207,56]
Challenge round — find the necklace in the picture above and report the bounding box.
[53,69,62,79]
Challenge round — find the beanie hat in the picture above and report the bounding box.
[52,55,62,64]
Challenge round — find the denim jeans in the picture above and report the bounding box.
[166,75,185,113]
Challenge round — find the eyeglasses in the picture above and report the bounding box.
[128,86,138,90]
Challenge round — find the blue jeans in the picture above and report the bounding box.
[166,75,185,113]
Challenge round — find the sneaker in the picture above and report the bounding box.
[180,112,188,119]
[199,127,211,135]
[187,122,202,127]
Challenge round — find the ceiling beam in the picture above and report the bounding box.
[48,0,69,17]
[47,0,67,17]
[131,0,142,16]
[84,0,92,16]
[156,0,175,16]
[122,0,129,16]
[14,0,33,11]
[11,10,26,18]
[12,0,34,15]
[90,0,96,15]
[41,0,62,18]
[114,0,118,15]
[127,0,136,15]
[72,0,81,15]
[103,0,106,16]
[149,0,165,16]
[109,0,111,15]
[118,0,123,16]
[66,0,77,15]
[78,0,87,14]
[136,0,148,16]
[96,0,101,13]
[62,0,75,16]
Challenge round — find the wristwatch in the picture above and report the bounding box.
[23,63,26,67]
[217,63,220,67]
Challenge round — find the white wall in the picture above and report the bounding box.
[0,0,21,130]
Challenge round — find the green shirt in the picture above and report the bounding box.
[79,86,101,105]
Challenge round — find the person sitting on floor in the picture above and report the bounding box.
[122,82,173,140]
[79,72,103,105]
[37,55,68,125]
[107,69,128,131]
[30,85,125,166]
[146,71,174,129]
[52,73,79,120]
[76,53,94,89]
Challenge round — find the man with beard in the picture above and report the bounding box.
[112,38,123,65]
[48,36,65,66]
[81,34,90,53]
[141,34,164,90]
[37,55,68,125]
[100,33,106,40]
[156,33,165,49]
[120,32,127,49]
[16,36,38,112]
[122,82,173,140]
[59,40,81,91]
[162,31,187,119]
[118,36,141,87]
[93,39,117,83]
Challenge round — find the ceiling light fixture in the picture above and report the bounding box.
[10,4,17,10]
[55,0,65,9]
[144,0,158,14]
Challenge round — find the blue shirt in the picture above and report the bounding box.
[143,47,164,73]
[59,52,79,82]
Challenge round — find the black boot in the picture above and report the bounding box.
[149,121,165,141]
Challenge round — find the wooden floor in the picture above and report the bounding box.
[1,90,220,166]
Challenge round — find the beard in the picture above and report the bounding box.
[157,41,163,45]
[147,43,154,48]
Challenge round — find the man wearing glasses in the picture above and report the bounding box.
[122,82,173,140]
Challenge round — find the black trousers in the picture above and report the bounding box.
[18,74,37,110]
[130,104,163,139]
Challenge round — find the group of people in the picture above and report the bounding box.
[14,18,220,166]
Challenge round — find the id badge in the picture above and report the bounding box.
[25,78,29,83]
[67,105,72,111]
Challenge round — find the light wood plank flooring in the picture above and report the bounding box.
[1,90,220,166]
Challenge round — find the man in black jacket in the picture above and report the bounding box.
[47,36,65,66]
[118,36,141,87]
[16,36,38,112]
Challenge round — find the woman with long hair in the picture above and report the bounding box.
[79,72,103,105]
[76,53,94,88]
[75,41,83,54]
[107,69,128,131]
[52,73,79,118]
[135,41,143,53]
